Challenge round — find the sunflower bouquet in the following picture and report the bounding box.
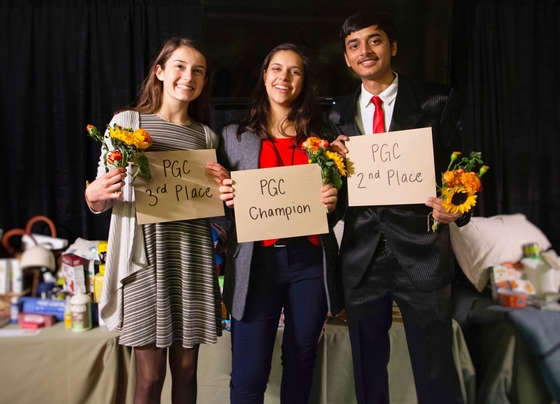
[430,151,489,231]
[300,136,346,190]
[87,123,153,183]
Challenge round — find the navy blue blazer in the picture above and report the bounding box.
[328,74,465,291]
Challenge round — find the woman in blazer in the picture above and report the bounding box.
[209,43,343,404]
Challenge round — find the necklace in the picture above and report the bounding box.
[155,112,191,126]
[266,137,297,167]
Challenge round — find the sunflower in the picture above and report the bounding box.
[441,187,477,214]
[325,150,347,176]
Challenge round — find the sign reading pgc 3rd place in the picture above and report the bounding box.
[346,127,436,206]
[231,164,328,243]
[134,149,224,224]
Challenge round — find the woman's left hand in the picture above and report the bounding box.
[322,184,338,213]
[206,162,230,185]
[425,196,461,224]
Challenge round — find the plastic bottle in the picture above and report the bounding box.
[64,296,73,329]
[10,296,19,324]
[71,287,92,332]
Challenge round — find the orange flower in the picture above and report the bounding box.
[107,150,123,166]
[460,172,481,193]
[442,171,456,186]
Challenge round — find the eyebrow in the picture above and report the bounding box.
[171,59,206,70]
[346,33,382,47]
[270,62,302,70]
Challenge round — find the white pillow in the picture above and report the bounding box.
[450,214,551,292]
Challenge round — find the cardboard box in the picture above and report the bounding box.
[61,254,86,295]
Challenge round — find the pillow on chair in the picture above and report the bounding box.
[450,214,551,292]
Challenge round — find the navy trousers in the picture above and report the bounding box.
[230,240,327,404]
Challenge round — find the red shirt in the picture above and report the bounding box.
[257,137,320,247]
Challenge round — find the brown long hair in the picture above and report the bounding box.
[236,43,329,144]
[124,37,210,125]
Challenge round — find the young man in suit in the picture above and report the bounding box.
[328,9,470,404]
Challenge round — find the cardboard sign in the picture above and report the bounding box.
[231,164,328,243]
[346,127,436,206]
[134,149,224,224]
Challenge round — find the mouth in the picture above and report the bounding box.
[358,57,378,66]
[274,84,290,92]
[177,83,194,91]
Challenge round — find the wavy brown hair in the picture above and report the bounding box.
[235,43,329,144]
[122,37,210,125]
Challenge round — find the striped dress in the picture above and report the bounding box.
[117,113,222,348]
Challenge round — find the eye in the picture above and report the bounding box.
[291,69,302,76]
[174,63,185,70]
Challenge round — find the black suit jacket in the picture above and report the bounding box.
[329,74,465,291]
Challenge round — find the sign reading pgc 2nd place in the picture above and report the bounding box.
[231,164,328,243]
[346,127,436,206]
[134,149,224,224]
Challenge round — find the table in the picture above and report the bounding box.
[0,319,475,404]
[0,323,133,403]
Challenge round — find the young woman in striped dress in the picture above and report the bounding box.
[85,37,229,404]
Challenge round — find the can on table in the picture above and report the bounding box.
[522,243,541,258]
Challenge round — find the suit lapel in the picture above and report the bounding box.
[389,75,423,132]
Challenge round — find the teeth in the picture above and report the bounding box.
[275,85,289,90]
[177,84,192,90]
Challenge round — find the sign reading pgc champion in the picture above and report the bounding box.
[134,149,224,224]
[346,127,436,206]
[231,164,328,243]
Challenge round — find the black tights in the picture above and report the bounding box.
[133,342,200,404]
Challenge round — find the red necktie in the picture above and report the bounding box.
[371,96,385,133]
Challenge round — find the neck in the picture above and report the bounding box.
[155,106,191,125]
[268,105,295,138]
[362,71,395,96]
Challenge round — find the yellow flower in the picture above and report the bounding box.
[325,150,347,176]
[87,123,152,183]
[442,187,477,214]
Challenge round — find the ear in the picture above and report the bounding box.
[263,69,267,82]
[344,53,351,68]
[391,41,398,57]
[156,64,165,81]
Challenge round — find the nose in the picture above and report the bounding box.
[183,67,193,81]
[361,41,373,56]
[279,70,290,82]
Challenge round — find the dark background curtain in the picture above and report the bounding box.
[452,0,560,251]
[0,0,204,246]
[1,0,559,254]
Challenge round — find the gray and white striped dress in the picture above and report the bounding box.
[117,113,222,348]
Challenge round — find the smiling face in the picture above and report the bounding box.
[343,24,397,85]
[263,50,304,110]
[156,45,207,106]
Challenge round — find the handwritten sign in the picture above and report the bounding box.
[346,127,436,206]
[231,164,328,243]
[134,149,224,224]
